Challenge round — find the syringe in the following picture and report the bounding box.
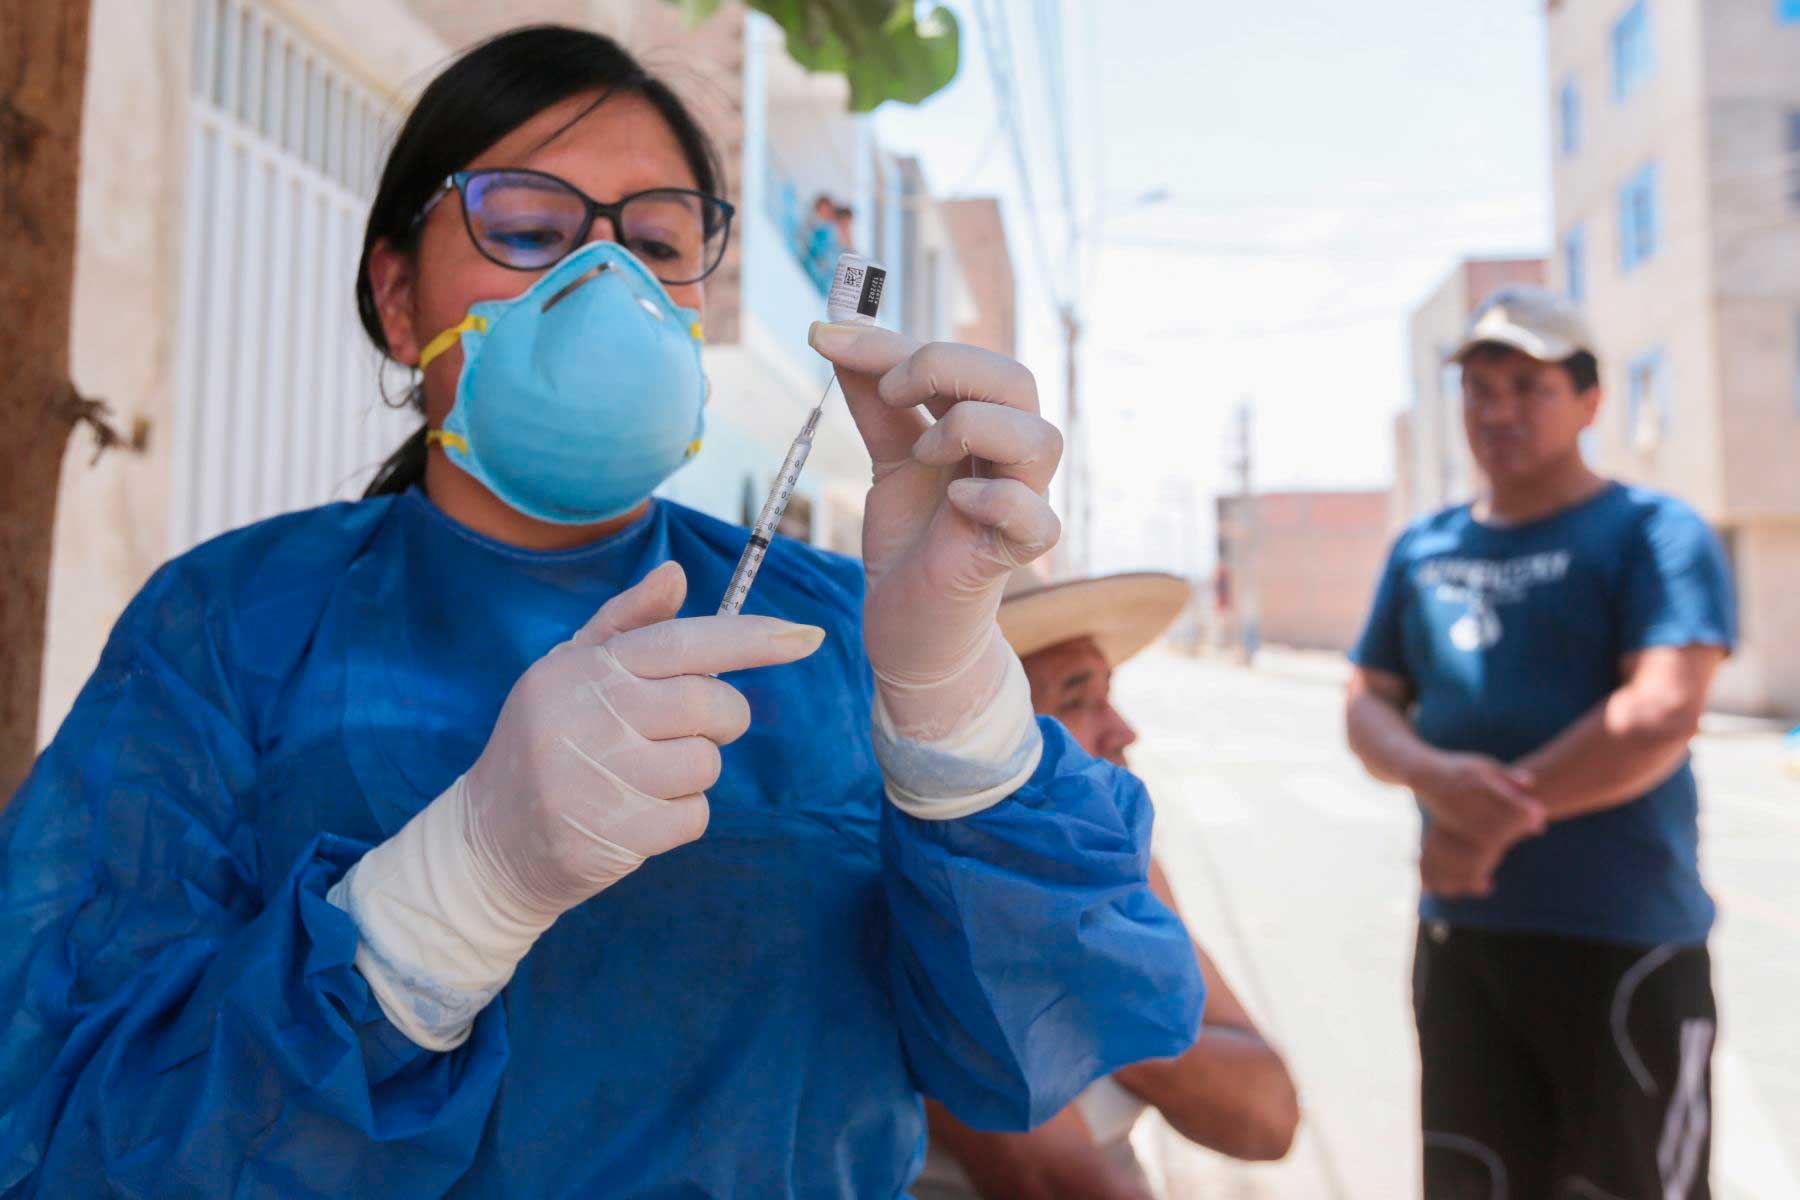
[718,254,886,615]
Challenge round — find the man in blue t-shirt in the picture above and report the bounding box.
[1346,286,1735,1200]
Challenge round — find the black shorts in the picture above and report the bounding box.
[1413,921,1715,1200]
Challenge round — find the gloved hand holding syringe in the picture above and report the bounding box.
[718,253,887,615]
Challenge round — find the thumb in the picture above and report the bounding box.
[1505,766,1537,792]
[572,561,688,646]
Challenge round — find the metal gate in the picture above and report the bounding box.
[171,0,412,549]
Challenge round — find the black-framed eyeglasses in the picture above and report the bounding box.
[417,167,735,286]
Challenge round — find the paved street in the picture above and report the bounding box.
[1112,650,1800,1199]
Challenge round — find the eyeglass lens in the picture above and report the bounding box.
[461,170,727,284]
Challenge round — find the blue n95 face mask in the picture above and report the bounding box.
[416,240,707,525]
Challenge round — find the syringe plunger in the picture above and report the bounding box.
[718,253,887,615]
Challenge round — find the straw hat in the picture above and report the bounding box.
[998,570,1192,668]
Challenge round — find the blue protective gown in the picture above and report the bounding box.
[0,490,1203,1199]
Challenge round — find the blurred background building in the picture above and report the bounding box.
[938,197,1017,358]
[41,0,1011,737]
[1544,0,1799,715]
[1214,490,1392,655]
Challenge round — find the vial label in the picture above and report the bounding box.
[826,255,887,324]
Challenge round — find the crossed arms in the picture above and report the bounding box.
[1345,644,1725,896]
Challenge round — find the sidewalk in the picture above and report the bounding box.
[1118,649,1800,1199]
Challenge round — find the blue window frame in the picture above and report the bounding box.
[1788,111,1800,208]
[1560,78,1583,157]
[1619,162,1661,272]
[1564,224,1588,303]
[1780,0,1800,24]
[1793,312,1800,414]
[1626,348,1670,449]
[1612,2,1654,102]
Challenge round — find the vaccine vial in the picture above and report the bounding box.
[825,254,887,325]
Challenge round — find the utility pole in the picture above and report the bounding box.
[1060,303,1085,571]
[1224,396,1259,664]
[1157,475,1201,654]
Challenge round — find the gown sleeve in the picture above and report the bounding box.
[881,716,1205,1132]
[0,567,506,1199]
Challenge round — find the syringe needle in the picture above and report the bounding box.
[719,253,884,616]
[717,397,826,615]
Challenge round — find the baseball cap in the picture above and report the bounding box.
[1450,284,1596,364]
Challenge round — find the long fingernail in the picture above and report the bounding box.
[772,624,827,654]
[807,321,856,353]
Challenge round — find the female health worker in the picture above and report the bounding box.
[0,25,1201,1199]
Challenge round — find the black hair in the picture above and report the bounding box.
[1561,350,1600,394]
[359,25,726,499]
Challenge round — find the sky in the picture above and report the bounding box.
[876,0,1554,577]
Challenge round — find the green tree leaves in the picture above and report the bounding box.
[668,1,960,111]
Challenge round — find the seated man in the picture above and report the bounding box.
[911,572,1301,1200]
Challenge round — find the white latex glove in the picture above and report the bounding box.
[328,561,824,1050]
[807,322,1062,819]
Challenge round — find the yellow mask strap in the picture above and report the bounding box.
[417,315,488,372]
[426,429,469,454]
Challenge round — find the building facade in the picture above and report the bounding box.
[1546,0,1800,715]
[40,0,997,737]
[938,198,1016,358]
[1215,490,1394,654]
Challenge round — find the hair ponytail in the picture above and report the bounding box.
[363,420,429,498]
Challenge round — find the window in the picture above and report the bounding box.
[1626,348,1670,452]
[1787,111,1800,208]
[1559,78,1583,157]
[1780,0,1800,24]
[1793,312,1800,413]
[174,0,407,551]
[1440,361,1467,501]
[922,248,941,339]
[1619,162,1662,272]
[1564,224,1588,303]
[1611,1,1654,102]
[872,156,888,265]
[1717,524,1743,624]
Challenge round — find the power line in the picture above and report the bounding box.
[1033,0,1078,244]
[1101,233,1545,261]
[972,0,1110,570]
[972,0,1068,311]
[1079,0,1105,296]
[1134,302,1409,344]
